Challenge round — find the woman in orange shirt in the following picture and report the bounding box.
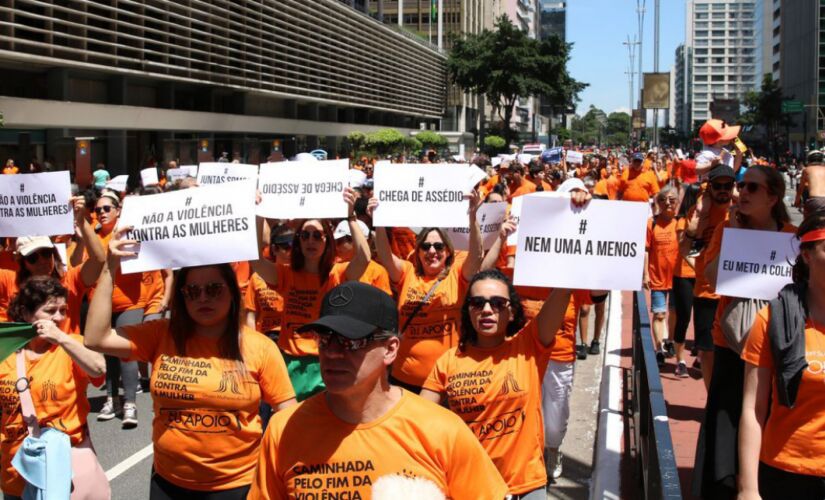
[85,235,297,500]
[421,269,572,497]
[1,277,107,499]
[739,214,825,499]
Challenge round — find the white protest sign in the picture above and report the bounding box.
[257,159,349,220]
[448,202,507,251]
[141,168,159,187]
[196,163,258,186]
[491,157,503,168]
[118,182,258,274]
[506,192,559,247]
[466,165,488,188]
[715,228,799,300]
[566,151,584,164]
[0,171,73,237]
[106,175,129,193]
[676,149,685,160]
[517,154,533,166]
[54,242,68,272]
[166,168,188,183]
[514,197,648,290]
[180,165,198,177]
[372,164,474,228]
[348,169,367,188]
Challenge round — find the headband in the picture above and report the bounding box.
[800,228,825,244]
[99,191,121,206]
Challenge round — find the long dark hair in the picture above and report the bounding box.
[677,183,701,219]
[290,219,335,284]
[168,264,244,362]
[8,276,67,322]
[458,269,525,352]
[738,165,790,227]
[414,228,455,279]
[792,214,825,290]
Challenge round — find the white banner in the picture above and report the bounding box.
[715,228,799,300]
[566,151,584,164]
[166,168,189,182]
[118,182,258,274]
[514,197,648,290]
[196,163,258,186]
[180,165,198,177]
[372,164,478,228]
[257,159,349,220]
[447,202,507,251]
[106,175,129,193]
[0,171,73,237]
[141,167,159,187]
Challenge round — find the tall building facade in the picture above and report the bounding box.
[539,1,568,136]
[684,0,761,129]
[766,0,780,82]
[674,44,693,134]
[0,0,446,178]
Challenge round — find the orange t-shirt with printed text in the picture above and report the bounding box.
[392,257,469,387]
[673,218,695,279]
[708,221,796,348]
[275,264,348,357]
[646,217,679,290]
[0,267,87,334]
[691,202,730,299]
[244,273,284,334]
[248,390,508,500]
[0,337,104,496]
[123,320,296,491]
[332,260,392,296]
[741,308,825,477]
[620,168,660,202]
[423,321,551,494]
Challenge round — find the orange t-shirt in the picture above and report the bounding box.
[508,179,537,202]
[423,321,551,494]
[0,267,87,334]
[244,273,284,334]
[708,221,796,348]
[0,337,104,496]
[275,264,347,357]
[248,390,508,500]
[1,167,18,175]
[393,257,469,387]
[140,270,166,316]
[691,203,730,299]
[620,169,660,202]
[332,260,392,296]
[646,217,679,290]
[741,308,825,477]
[123,319,296,491]
[673,218,696,279]
[231,261,252,296]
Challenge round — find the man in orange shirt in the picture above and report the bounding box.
[618,152,660,202]
[250,283,508,500]
[501,162,536,202]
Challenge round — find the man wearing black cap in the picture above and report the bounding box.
[680,165,735,388]
[249,282,508,500]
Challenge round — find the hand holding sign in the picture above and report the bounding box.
[715,228,799,300]
[0,171,74,237]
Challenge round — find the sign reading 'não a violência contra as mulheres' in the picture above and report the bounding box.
[0,171,74,237]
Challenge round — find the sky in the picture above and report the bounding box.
[566,0,686,116]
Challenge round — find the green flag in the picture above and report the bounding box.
[0,323,37,362]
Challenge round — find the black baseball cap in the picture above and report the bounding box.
[297,282,398,339]
[708,165,735,181]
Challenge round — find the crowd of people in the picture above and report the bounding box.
[0,116,823,500]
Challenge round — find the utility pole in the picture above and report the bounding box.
[624,35,639,139]
[653,0,660,147]
[637,0,646,111]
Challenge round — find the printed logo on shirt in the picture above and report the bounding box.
[162,407,242,434]
[498,371,523,396]
[38,380,58,403]
[215,370,243,395]
[469,408,526,442]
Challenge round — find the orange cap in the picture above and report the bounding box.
[699,119,740,144]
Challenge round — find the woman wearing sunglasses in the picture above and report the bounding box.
[368,190,484,393]
[251,188,371,400]
[0,196,105,332]
[419,268,571,499]
[692,165,795,499]
[84,232,297,500]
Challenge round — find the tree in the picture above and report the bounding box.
[741,74,790,159]
[483,135,507,155]
[366,129,405,155]
[447,15,587,143]
[415,130,448,150]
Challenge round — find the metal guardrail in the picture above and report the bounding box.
[630,291,683,499]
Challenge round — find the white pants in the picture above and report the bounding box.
[542,360,575,449]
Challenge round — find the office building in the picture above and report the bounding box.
[674,44,693,134]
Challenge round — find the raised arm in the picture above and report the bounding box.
[73,196,106,287]
[536,288,573,346]
[343,187,371,282]
[84,227,138,359]
[369,197,404,283]
[461,189,484,282]
[480,217,515,271]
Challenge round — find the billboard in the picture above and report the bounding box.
[642,72,670,109]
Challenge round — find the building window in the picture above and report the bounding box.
[696,12,709,20]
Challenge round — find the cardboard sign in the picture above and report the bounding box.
[447,202,508,251]
[566,151,584,164]
[166,168,189,183]
[106,175,129,193]
[715,228,799,300]
[196,163,258,186]
[514,196,648,290]
[257,159,349,220]
[118,182,258,274]
[0,171,73,237]
[141,167,159,187]
[372,164,478,228]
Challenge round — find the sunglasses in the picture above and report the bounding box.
[335,235,353,244]
[736,181,765,194]
[710,181,734,191]
[312,330,392,352]
[419,242,446,252]
[94,205,114,215]
[468,296,511,312]
[271,241,293,251]
[23,248,53,264]
[180,282,226,301]
[299,230,325,242]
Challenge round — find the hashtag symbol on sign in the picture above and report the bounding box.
[770,250,776,261]
[481,214,487,223]
[299,196,305,206]
[185,197,192,207]
[418,177,424,188]
[578,219,588,235]
[19,184,24,193]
